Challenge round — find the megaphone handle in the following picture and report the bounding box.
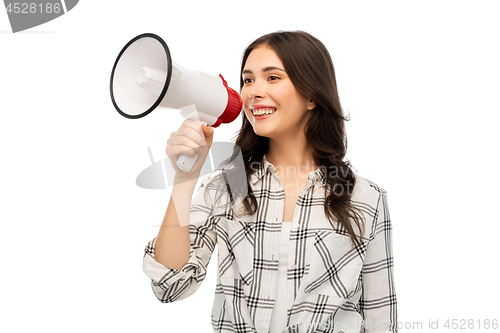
[176,119,206,173]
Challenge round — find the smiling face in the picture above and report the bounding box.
[241,45,316,140]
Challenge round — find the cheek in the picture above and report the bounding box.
[242,105,253,122]
[243,109,252,121]
[241,87,249,102]
[240,88,252,115]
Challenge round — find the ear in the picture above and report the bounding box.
[307,99,316,111]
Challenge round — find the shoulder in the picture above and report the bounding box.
[198,169,230,190]
[196,170,234,213]
[351,174,388,214]
[353,174,387,195]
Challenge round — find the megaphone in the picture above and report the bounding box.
[110,33,243,172]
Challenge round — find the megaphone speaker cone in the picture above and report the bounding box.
[110,33,172,119]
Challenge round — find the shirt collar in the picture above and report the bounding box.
[250,154,327,187]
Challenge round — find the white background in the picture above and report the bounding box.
[1,1,499,332]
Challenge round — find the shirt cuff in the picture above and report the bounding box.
[142,238,202,290]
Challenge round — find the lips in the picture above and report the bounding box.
[250,105,277,117]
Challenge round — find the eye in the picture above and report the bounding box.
[243,77,254,84]
[268,75,280,81]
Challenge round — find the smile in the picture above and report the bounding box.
[252,107,277,116]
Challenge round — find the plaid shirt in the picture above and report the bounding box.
[143,156,398,333]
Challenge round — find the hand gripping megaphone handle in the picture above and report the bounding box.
[176,118,207,173]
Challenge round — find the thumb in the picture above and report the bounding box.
[202,124,215,148]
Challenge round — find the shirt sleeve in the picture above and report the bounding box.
[360,190,399,332]
[142,174,221,303]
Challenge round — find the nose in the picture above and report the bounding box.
[247,80,266,100]
[248,90,263,100]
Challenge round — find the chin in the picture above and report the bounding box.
[252,126,276,139]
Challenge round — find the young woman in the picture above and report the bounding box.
[143,31,398,333]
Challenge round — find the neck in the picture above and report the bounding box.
[266,137,317,179]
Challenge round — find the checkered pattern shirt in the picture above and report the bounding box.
[143,156,398,333]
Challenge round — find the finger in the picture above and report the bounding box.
[167,136,202,155]
[167,135,202,151]
[167,145,199,158]
[179,133,205,151]
[178,128,206,150]
[201,125,214,145]
[176,127,206,147]
[180,119,205,140]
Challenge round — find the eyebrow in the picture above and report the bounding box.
[242,66,286,75]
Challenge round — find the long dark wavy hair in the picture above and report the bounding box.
[206,30,365,246]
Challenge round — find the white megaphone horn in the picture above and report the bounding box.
[110,33,243,172]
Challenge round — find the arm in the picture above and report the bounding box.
[142,174,218,303]
[360,190,398,332]
[155,175,199,271]
[142,121,217,302]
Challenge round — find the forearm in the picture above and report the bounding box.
[154,176,199,270]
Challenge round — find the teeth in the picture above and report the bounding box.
[252,108,276,116]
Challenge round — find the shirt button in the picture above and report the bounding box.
[291,264,297,269]
[275,217,278,222]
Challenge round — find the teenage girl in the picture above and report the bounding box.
[143,30,398,333]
